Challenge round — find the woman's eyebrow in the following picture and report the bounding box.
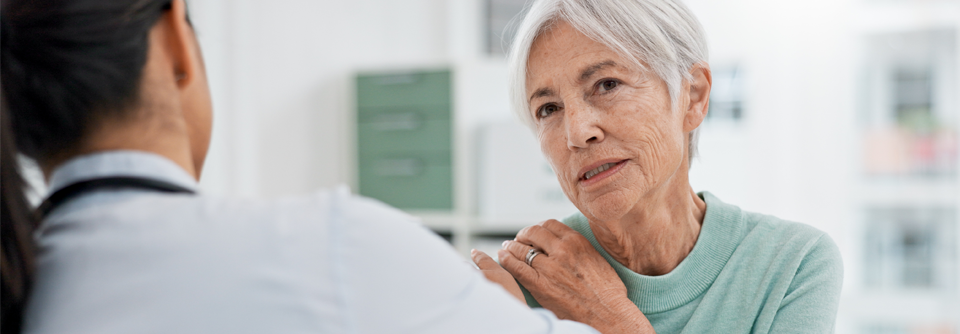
[529,87,555,103]
[527,60,618,103]
[578,60,617,83]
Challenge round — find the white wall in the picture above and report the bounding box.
[685,0,858,237]
[190,0,452,198]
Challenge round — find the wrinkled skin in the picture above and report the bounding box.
[473,20,711,334]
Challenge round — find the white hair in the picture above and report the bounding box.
[508,0,709,160]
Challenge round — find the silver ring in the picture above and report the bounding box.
[525,248,540,266]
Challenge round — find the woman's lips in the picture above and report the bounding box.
[578,159,628,186]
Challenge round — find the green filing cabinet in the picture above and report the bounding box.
[356,70,453,210]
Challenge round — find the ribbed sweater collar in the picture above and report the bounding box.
[564,192,744,314]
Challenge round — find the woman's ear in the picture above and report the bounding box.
[163,0,200,89]
[153,0,213,179]
[682,64,711,132]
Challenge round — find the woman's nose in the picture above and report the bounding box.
[564,104,604,150]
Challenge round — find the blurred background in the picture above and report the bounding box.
[23,0,959,332]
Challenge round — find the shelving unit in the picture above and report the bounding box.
[847,1,960,332]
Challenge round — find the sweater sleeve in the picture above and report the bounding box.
[768,234,844,333]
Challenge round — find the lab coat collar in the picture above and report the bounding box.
[47,150,200,195]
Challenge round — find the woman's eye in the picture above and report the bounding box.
[537,103,560,119]
[597,79,619,93]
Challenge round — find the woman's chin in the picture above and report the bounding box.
[579,195,634,224]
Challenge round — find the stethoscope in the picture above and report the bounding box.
[37,177,196,218]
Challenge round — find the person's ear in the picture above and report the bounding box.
[162,0,199,89]
[682,63,711,132]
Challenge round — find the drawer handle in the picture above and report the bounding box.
[374,73,420,85]
[375,158,424,177]
[371,112,423,131]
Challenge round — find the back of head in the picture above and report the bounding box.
[1,0,176,331]
[1,0,174,163]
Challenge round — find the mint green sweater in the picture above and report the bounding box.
[522,192,843,333]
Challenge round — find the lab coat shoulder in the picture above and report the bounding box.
[332,190,598,334]
[26,188,597,334]
[25,189,349,334]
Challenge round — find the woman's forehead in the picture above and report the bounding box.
[528,21,612,65]
[526,22,643,82]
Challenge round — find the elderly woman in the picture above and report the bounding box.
[471,0,843,333]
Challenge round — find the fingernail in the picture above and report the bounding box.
[502,240,509,248]
[471,248,477,255]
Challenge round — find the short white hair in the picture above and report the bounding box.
[508,0,709,160]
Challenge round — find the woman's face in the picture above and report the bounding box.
[526,21,698,223]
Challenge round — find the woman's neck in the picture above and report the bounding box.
[41,114,197,182]
[590,175,707,276]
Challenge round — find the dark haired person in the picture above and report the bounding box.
[0,0,595,333]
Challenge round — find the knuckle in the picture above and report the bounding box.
[544,219,567,232]
[521,225,541,237]
[507,240,526,253]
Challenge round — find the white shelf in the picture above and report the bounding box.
[858,179,958,206]
[408,211,536,254]
[841,291,960,324]
[411,213,535,233]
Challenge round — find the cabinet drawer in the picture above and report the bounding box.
[356,70,451,108]
[358,154,452,210]
[358,114,451,154]
[357,103,450,119]
[358,150,451,171]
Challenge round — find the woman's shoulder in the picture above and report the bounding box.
[742,210,825,239]
[740,210,838,255]
[190,185,418,228]
[734,210,843,282]
[52,186,421,254]
[700,192,842,281]
[559,211,590,234]
[697,195,843,332]
[701,192,838,258]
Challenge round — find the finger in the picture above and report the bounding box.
[503,239,540,262]
[471,249,502,271]
[514,224,560,255]
[498,249,540,284]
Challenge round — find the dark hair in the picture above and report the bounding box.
[1,93,38,334]
[1,1,180,332]
[1,0,176,162]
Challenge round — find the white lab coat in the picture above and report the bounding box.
[23,150,596,334]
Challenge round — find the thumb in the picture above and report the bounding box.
[471,249,502,271]
[472,249,526,304]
